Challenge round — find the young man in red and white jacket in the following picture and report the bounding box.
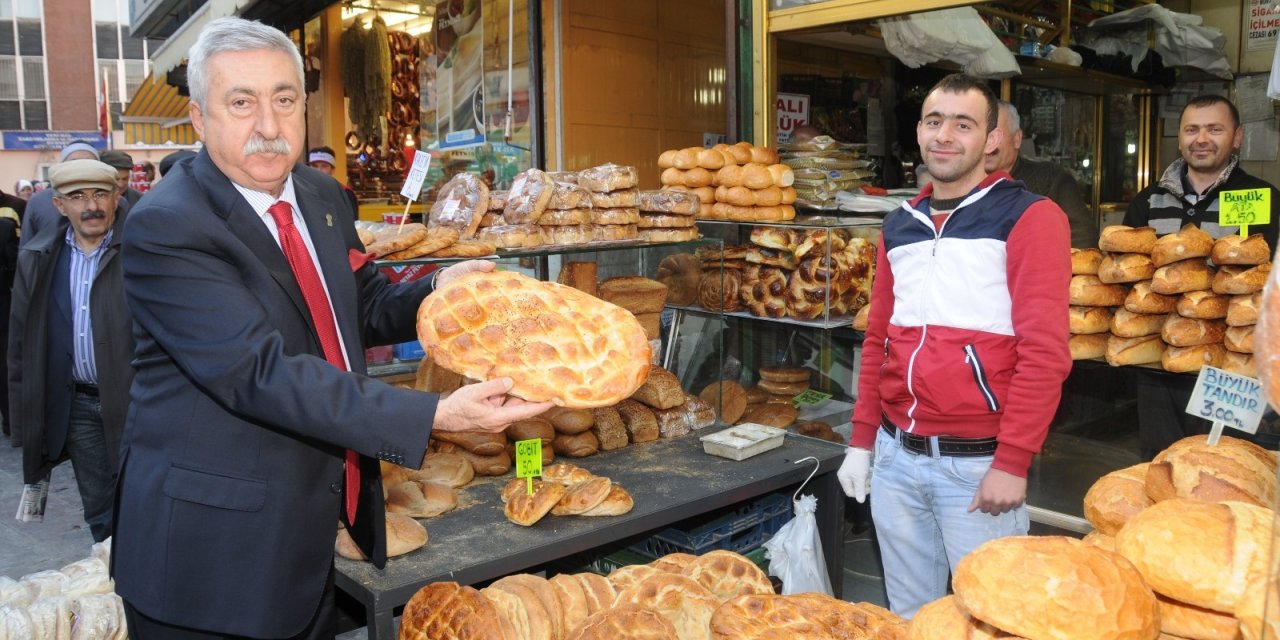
[838,74,1071,618]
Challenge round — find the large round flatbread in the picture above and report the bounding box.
[400,582,507,640]
[709,594,836,639]
[681,550,773,604]
[566,603,678,640]
[614,573,718,640]
[417,271,652,408]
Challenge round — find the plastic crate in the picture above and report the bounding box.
[630,493,792,559]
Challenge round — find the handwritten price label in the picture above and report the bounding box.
[1219,189,1271,235]
[1186,366,1264,439]
[793,389,832,406]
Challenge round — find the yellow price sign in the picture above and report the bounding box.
[514,438,543,496]
[1219,189,1271,237]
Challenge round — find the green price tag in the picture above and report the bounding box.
[793,389,832,406]
[1219,189,1271,236]
[514,438,543,496]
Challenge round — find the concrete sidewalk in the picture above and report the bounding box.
[0,439,98,579]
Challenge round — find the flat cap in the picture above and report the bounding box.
[49,159,118,194]
[99,149,135,170]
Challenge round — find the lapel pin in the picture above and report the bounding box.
[326,214,333,227]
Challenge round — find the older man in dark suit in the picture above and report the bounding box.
[112,17,551,639]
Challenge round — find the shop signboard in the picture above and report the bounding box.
[1246,0,1279,51]
[2,131,107,151]
[776,92,810,145]
[436,0,486,149]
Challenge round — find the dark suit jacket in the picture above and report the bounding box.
[112,150,436,637]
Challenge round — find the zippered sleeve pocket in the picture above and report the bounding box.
[962,344,1001,411]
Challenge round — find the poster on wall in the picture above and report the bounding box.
[1246,0,1279,51]
[776,92,810,145]
[436,0,485,149]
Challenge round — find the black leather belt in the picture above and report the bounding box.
[73,383,98,397]
[881,414,997,457]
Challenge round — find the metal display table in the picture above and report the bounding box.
[335,432,847,640]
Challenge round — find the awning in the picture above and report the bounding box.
[119,73,200,146]
[149,0,254,79]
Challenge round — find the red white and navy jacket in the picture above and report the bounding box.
[850,172,1072,477]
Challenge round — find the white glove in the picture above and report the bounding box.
[837,447,872,503]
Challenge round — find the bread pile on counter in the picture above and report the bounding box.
[907,434,1279,639]
[658,143,799,222]
[778,136,875,209]
[399,549,908,640]
[501,463,634,526]
[1069,224,1269,375]
[0,539,125,638]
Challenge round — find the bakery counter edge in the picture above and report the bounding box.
[334,431,845,598]
[372,237,724,267]
[669,303,865,333]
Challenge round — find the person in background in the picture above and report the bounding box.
[21,141,102,247]
[1123,94,1280,460]
[156,149,197,181]
[100,149,145,207]
[986,100,1098,249]
[309,145,358,211]
[0,183,22,439]
[137,162,156,192]
[837,74,1071,618]
[112,17,551,638]
[8,159,132,542]
[14,181,32,201]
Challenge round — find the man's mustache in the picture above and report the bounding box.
[243,136,292,156]
[80,211,106,221]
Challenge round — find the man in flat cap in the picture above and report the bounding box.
[8,158,134,542]
[21,140,107,248]
[100,149,144,207]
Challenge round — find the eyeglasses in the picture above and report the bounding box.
[57,190,114,205]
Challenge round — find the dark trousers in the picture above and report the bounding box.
[67,391,115,541]
[1134,369,1208,460]
[123,564,338,639]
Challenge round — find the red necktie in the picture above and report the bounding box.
[267,201,361,524]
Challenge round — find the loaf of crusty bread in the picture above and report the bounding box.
[1150,224,1213,267]
[590,407,629,451]
[1213,263,1271,295]
[634,311,661,340]
[739,402,798,428]
[905,595,1017,640]
[416,452,474,488]
[1212,233,1271,266]
[550,476,612,516]
[506,417,555,443]
[566,603,677,640]
[1105,334,1166,366]
[503,168,555,224]
[1069,333,1108,360]
[433,444,512,476]
[1151,259,1214,294]
[1226,325,1255,353]
[543,407,595,435]
[1162,343,1226,373]
[503,480,568,526]
[1082,463,1152,536]
[336,513,427,561]
[578,163,638,192]
[1125,280,1179,314]
[1116,498,1273,613]
[552,431,600,458]
[400,582,505,640]
[1110,308,1166,338]
[580,484,634,516]
[1145,434,1277,507]
[614,399,659,443]
[415,355,463,394]
[1099,225,1157,254]
[612,573,719,640]
[432,430,507,456]
[1098,252,1155,284]
[1155,594,1241,640]
[1069,306,1113,334]
[630,365,686,410]
[953,536,1160,640]
[1161,315,1226,347]
[682,550,774,605]
[1069,275,1127,306]
[1071,248,1104,275]
[1227,291,1261,327]
[599,276,668,314]
[1235,574,1280,640]
[638,189,701,215]
[1223,351,1257,377]
[1175,290,1229,319]
[385,479,457,519]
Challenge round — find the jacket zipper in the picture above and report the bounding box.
[963,344,1001,411]
[903,203,951,433]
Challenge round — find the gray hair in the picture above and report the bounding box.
[187,16,304,110]
[997,100,1021,133]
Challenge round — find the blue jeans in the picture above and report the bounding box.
[66,392,115,542]
[869,427,1028,619]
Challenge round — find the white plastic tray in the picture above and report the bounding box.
[700,423,787,461]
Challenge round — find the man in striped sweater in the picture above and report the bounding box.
[837,74,1072,618]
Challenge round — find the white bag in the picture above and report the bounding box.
[763,494,833,595]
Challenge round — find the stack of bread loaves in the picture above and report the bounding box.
[398,549,907,640]
[1069,225,1270,374]
[577,163,640,243]
[637,189,701,243]
[779,135,875,209]
[501,462,634,526]
[658,143,799,222]
[536,178,595,246]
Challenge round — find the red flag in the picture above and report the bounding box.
[97,72,110,140]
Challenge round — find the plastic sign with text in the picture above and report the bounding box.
[514,438,543,496]
[399,150,433,201]
[793,389,832,406]
[1185,365,1265,439]
[1219,189,1271,237]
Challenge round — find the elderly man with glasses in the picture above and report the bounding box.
[8,158,135,542]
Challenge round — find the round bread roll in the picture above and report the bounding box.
[1155,593,1241,640]
[1071,248,1104,275]
[726,142,753,165]
[655,253,702,306]
[1150,224,1213,267]
[417,271,651,408]
[1175,290,1229,319]
[1069,275,1127,306]
[1226,325,1255,353]
[1145,434,1277,507]
[1161,315,1226,347]
[400,582,505,639]
[697,148,726,170]
[698,270,743,312]
[552,431,600,458]
[672,147,699,170]
[657,149,677,169]
[751,146,780,165]
[907,595,1024,640]
[1223,351,1257,377]
[740,163,773,190]
[1069,306,1113,334]
[1213,263,1271,295]
[543,407,595,435]
[1125,281,1179,314]
[699,380,747,425]
[1115,498,1273,613]
[1162,343,1226,373]
[759,366,812,383]
[1211,233,1270,266]
[1105,334,1166,366]
[503,480,568,526]
[506,417,556,443]
[1110,308,1166,338]
[1151,260,1214,294]
[1082,463,1152,536]
[756,378,809,396]
[336,512,428,560]
[766,164,794,188]
[1227,291,1261,327]
[716,164,744,188]
[1098,253,1155,284]
[417,452,474,488]
[1069,333,1108,360]
[953,536,1159,640]
[1099,225,1157,254]
[660,167,686,187]
[1081,530,1117,553]
[684,167,714,189]
[614,573,719,640]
